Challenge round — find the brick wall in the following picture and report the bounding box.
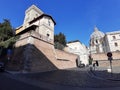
[10,31,78,72]
[34,38,78,70]
[55,49,78,69]
[92,52,120,67]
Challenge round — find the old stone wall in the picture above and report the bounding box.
[92,52,120,67]
[34,37,78,70]
[55,49,78,69]
[15,32,30,47]
[10,31,78,72]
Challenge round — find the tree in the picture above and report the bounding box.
[0,19,14,42]
[0,19,15,49]
[89,55,93,65]
[54,32,67,50]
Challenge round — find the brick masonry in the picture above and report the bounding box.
[55,49,78,69]
[10,31,78,72]
[91,52,120,67]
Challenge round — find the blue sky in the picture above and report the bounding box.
[0,0,120,46]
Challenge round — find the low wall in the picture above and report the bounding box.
[92,52,120,67]
[55,49,78,69]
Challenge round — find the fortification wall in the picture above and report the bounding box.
[10,31,77,72]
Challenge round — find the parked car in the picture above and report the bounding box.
[76,59,85,68]
[0,62,5,72]
[78,63,85,68]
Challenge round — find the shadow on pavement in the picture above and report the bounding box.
[10,68,120,88]
[90,69,120,81]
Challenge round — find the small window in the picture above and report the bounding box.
[115,42,118,47]
[48,19,51,26]
[113,36,116,39]
[96,40,98,44]
[36,14,38,17]
[47,33,50,37]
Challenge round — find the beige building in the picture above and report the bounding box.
[64,40,89,66]
[90,26,120,54]
[104,31,120,52]
[90,27,105,54]
[90,27,120,68]
[11,5,78,72]
[16,5,56,44]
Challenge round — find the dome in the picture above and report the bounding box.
[90,27,105,39]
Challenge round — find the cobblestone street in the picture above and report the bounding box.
[9,67,120,89]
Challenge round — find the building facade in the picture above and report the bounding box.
[89,27,105,54]
[89,26,120,54]
[89,27,120,68]
[104,31,120,52]
[16,5,56,44]
[64,40,89,66]
[12,5,78,72]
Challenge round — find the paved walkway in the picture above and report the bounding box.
[91,66,120,80]
[5,67,120,90]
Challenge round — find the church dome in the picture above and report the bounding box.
[90,27,105,39]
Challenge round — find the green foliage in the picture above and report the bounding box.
[0,19,14,42]
[0,19,15,48]
[54,32,66,46]
[54,42,64,50]
[0,36,18,48]
[89,55,93,65]
[54,32,67,50]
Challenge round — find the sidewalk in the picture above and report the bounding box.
[90,66,120,81]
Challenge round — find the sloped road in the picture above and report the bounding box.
[1,68,120,90]
[13,68,120,88]
[0,73,48,90]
